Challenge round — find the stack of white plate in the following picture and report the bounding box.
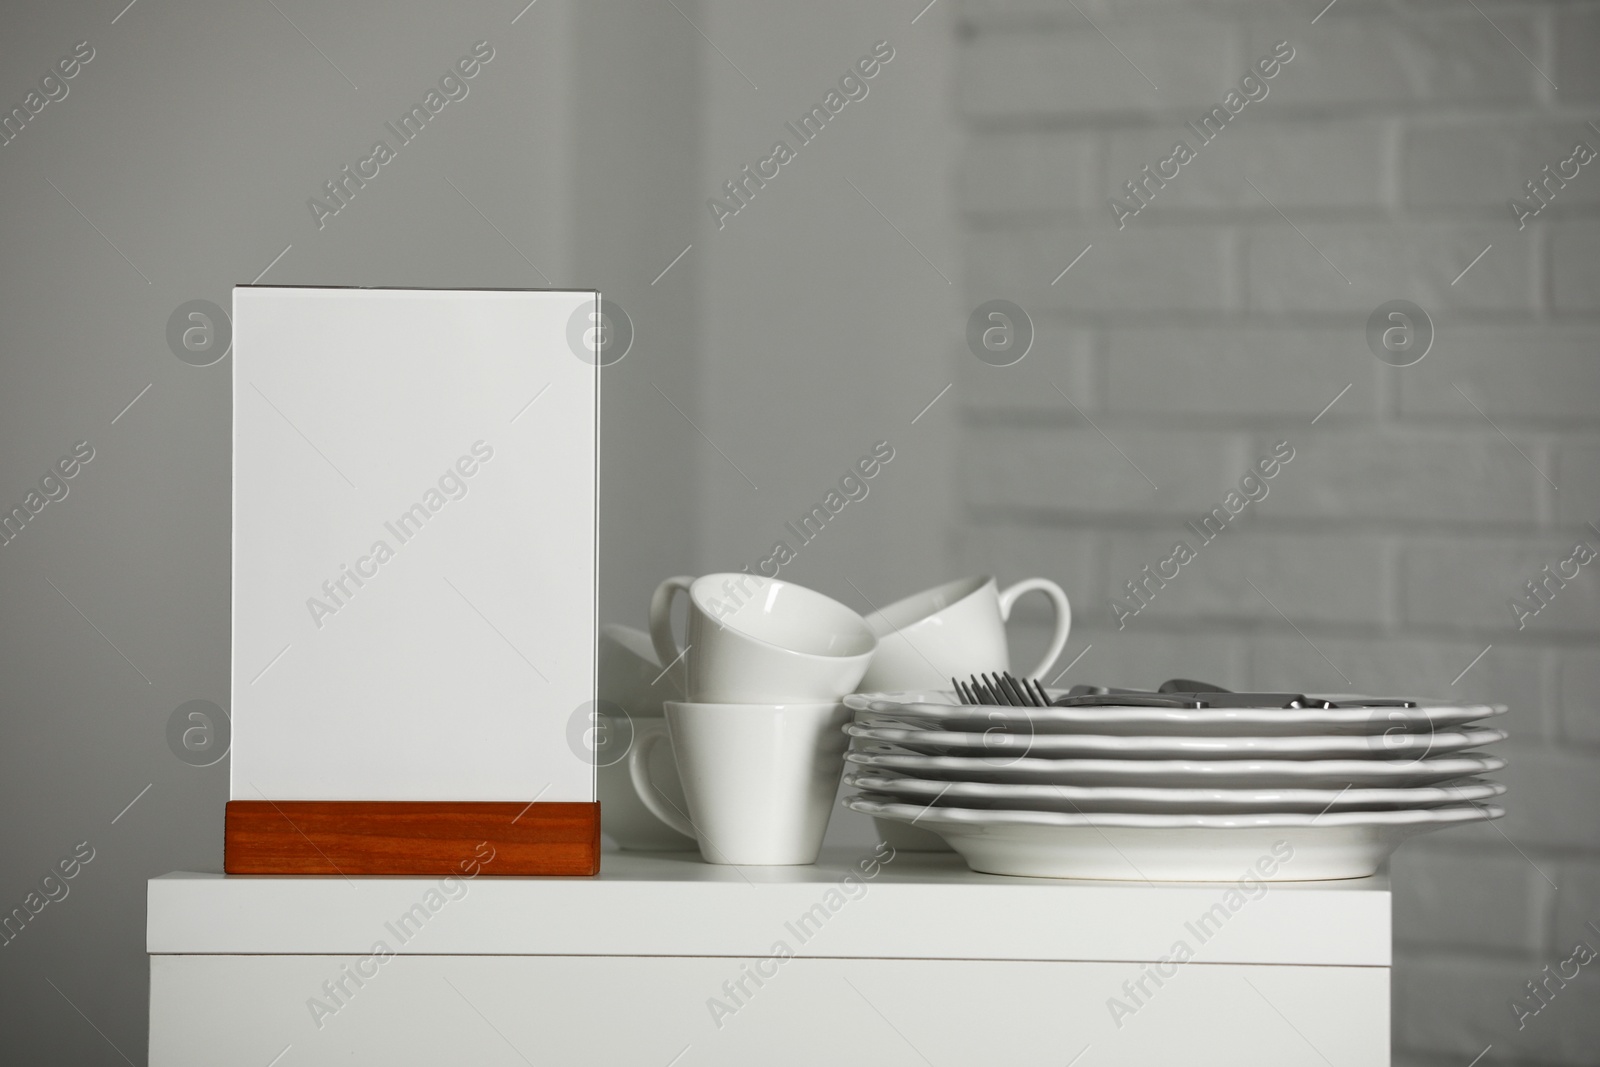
[841,690,1508,881]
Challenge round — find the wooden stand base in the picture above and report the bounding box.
[224,801,600,876]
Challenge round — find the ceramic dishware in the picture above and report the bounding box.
[596,715,695,850]
[631,700,852,865]
[845,683,1508,879]
[846,690,1506,737]
[872,817,953,852]
[844,771,1506,814]
[649,574,877,703]
[845,795,1502,881]
[843,747,1509,788]
[842,721,1508,760]
[857,577,1072,693]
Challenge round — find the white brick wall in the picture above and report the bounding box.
[958,21,1233,117]
[1553,221,1600,310]
[1553,440,1600,524]
[1392,846,1552,953]
[962,425,1246,513]
[1557,651,1600,745]
[967,226,1237,311]
[954,1,1600,1061]
[1246,222,1535,312]
[1398,326,1600,419]
[1402,120,1600,208]
[1103,530,1389,626]
[1107,119,1391,211]
[1104,327,1379,415]
[1248,430,1544,522]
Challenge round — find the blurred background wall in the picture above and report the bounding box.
[951,4,1600,1064]
[0,0,702,1059]
[0,1,1596,1063]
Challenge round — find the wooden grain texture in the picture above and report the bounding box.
[224,801,600,876]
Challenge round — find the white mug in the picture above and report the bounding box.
[857,576,1072,693]
[630,700,851,865]
[649,574,877,703]
[596,625,693,850]
[596,714,695,851]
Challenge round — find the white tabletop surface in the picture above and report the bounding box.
[149,848,1389,966]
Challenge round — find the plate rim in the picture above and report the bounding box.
[845,690,1506,726]
[842,770,1507,804]
[843,748,1511,779]
[844,794,1505,828]
[844,721,1510,755]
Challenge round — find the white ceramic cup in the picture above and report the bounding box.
[649,574,878,703]
[595,625,694,850]
[596,714,695,851]
[857,576,1072,693]
[630,701,851,865]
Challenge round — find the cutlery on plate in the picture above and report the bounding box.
[950,673,1419,711]
[953,672,1051,707]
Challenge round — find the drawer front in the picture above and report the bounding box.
[151,953,1387,1066]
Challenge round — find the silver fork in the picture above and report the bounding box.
[953,672,1051,707]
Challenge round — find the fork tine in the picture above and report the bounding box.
[1006,673,1033,707]
[992,673,1016,707]
[1015,673,1037,707]
[1004,673,1031,707]
[996,672,1019,707]
[1031,677,1051,707]
[998,675,1024,710]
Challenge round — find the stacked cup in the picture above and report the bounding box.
[632,573,878,865]
[854,575,1073,851]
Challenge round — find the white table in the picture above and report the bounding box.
[148,849,1390,1065]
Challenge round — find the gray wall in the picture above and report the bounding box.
[573,0,704,626]
[693,1,960,852]
[954,2,1600,1064]
[0,0,699,1060]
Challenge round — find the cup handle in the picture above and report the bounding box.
[649,576,695,694]
[627,728,697,839]
[997,578,1073,681]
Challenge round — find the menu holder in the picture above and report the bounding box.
[229,287,600,875]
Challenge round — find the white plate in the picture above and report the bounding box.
[845,691,1506,736]
[844,796,1503,881]
[844,720,1508,760]
[844,771,1506,814]
[844,747,1508,788]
